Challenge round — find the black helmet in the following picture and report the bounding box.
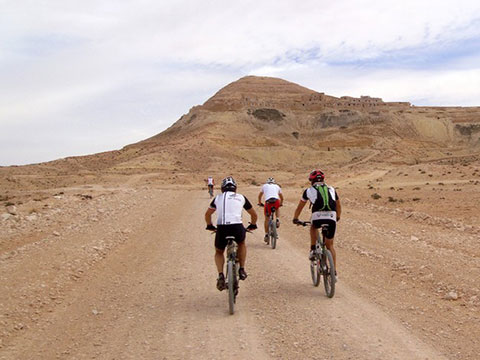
[221,176,237,192]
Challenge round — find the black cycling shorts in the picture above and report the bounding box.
[215,224,246,250]
[312,219,336,239]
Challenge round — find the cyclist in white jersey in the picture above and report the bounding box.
[205,176,215,194]
[205,177,257,291]
[293,170,342,271]
[258,177,284,243]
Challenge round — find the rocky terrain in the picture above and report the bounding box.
[1,76,480,359]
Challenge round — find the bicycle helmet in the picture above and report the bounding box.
[308,169,325,183]
[221,176,237,192]
[266,177,275,184]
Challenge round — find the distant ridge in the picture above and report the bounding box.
[1,75,479,191]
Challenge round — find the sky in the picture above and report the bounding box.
[1,0,479,165]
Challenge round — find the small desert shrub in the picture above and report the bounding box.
[413,198,421,201]
[371,193,381,200]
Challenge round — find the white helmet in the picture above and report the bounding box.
[266,177,275,184]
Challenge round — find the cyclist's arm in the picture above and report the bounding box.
[257,191,264,204]
[336,199,342,221]
[293,199,307,220]
[246,207,258,225]
[279,192,284,206]
[205,207,215,226]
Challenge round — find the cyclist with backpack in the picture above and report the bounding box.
[293,170,342,271]
[205,176,258,291]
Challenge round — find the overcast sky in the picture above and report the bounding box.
[1,0,479,165]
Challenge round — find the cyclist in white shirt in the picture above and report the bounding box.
[205,177,257,291]
[258,177,284,243]
[205,176,215,196]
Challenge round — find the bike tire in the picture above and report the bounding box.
[227,260,235,314]
[310,258,321,286]
[270,220,277,249]
[323,250,336,298]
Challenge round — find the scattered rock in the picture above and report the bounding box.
[6,205,17,215]
[53,231,61,236]
[1,213,12,221]
[26,214,38,222]
[445,291,459,301]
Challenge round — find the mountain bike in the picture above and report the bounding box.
[259,202,279,249]
[296,221,336,298]
[225,235,239,314]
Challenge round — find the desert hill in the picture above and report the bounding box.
[1,75,480,193]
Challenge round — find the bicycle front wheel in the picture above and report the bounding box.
[227,260,235,314]
[310,258,321,286]
[322,250,336,298]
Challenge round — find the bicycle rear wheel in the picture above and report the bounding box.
[310,258,321,286]
[269,219,277,249]
[227,260,235,314]
[322,250,336,298]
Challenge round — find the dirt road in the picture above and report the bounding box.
[1,186,478,359]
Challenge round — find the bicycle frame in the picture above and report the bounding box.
[296,221,336,297]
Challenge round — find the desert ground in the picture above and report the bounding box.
[2,76,480,359]
[1,161,480,360]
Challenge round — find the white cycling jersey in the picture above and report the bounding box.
[209,191,253,225]
[207,177,214,185]
[261,183,282,201]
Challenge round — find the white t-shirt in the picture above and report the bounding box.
[207,177,214,185]
[209,192,253,225]
[261,183,282,201]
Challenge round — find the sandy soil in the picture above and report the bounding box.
[1,170,479,359]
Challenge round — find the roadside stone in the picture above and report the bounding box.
[445,291,459,301]
[26,214,38,222]
[53,231,61,236]
[6,205,17,215]
[1,213,12,221]
[410,235,419,241]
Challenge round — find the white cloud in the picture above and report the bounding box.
[0,0,479,165]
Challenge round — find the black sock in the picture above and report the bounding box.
[310,245,316,251]
[218,272,224,277]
